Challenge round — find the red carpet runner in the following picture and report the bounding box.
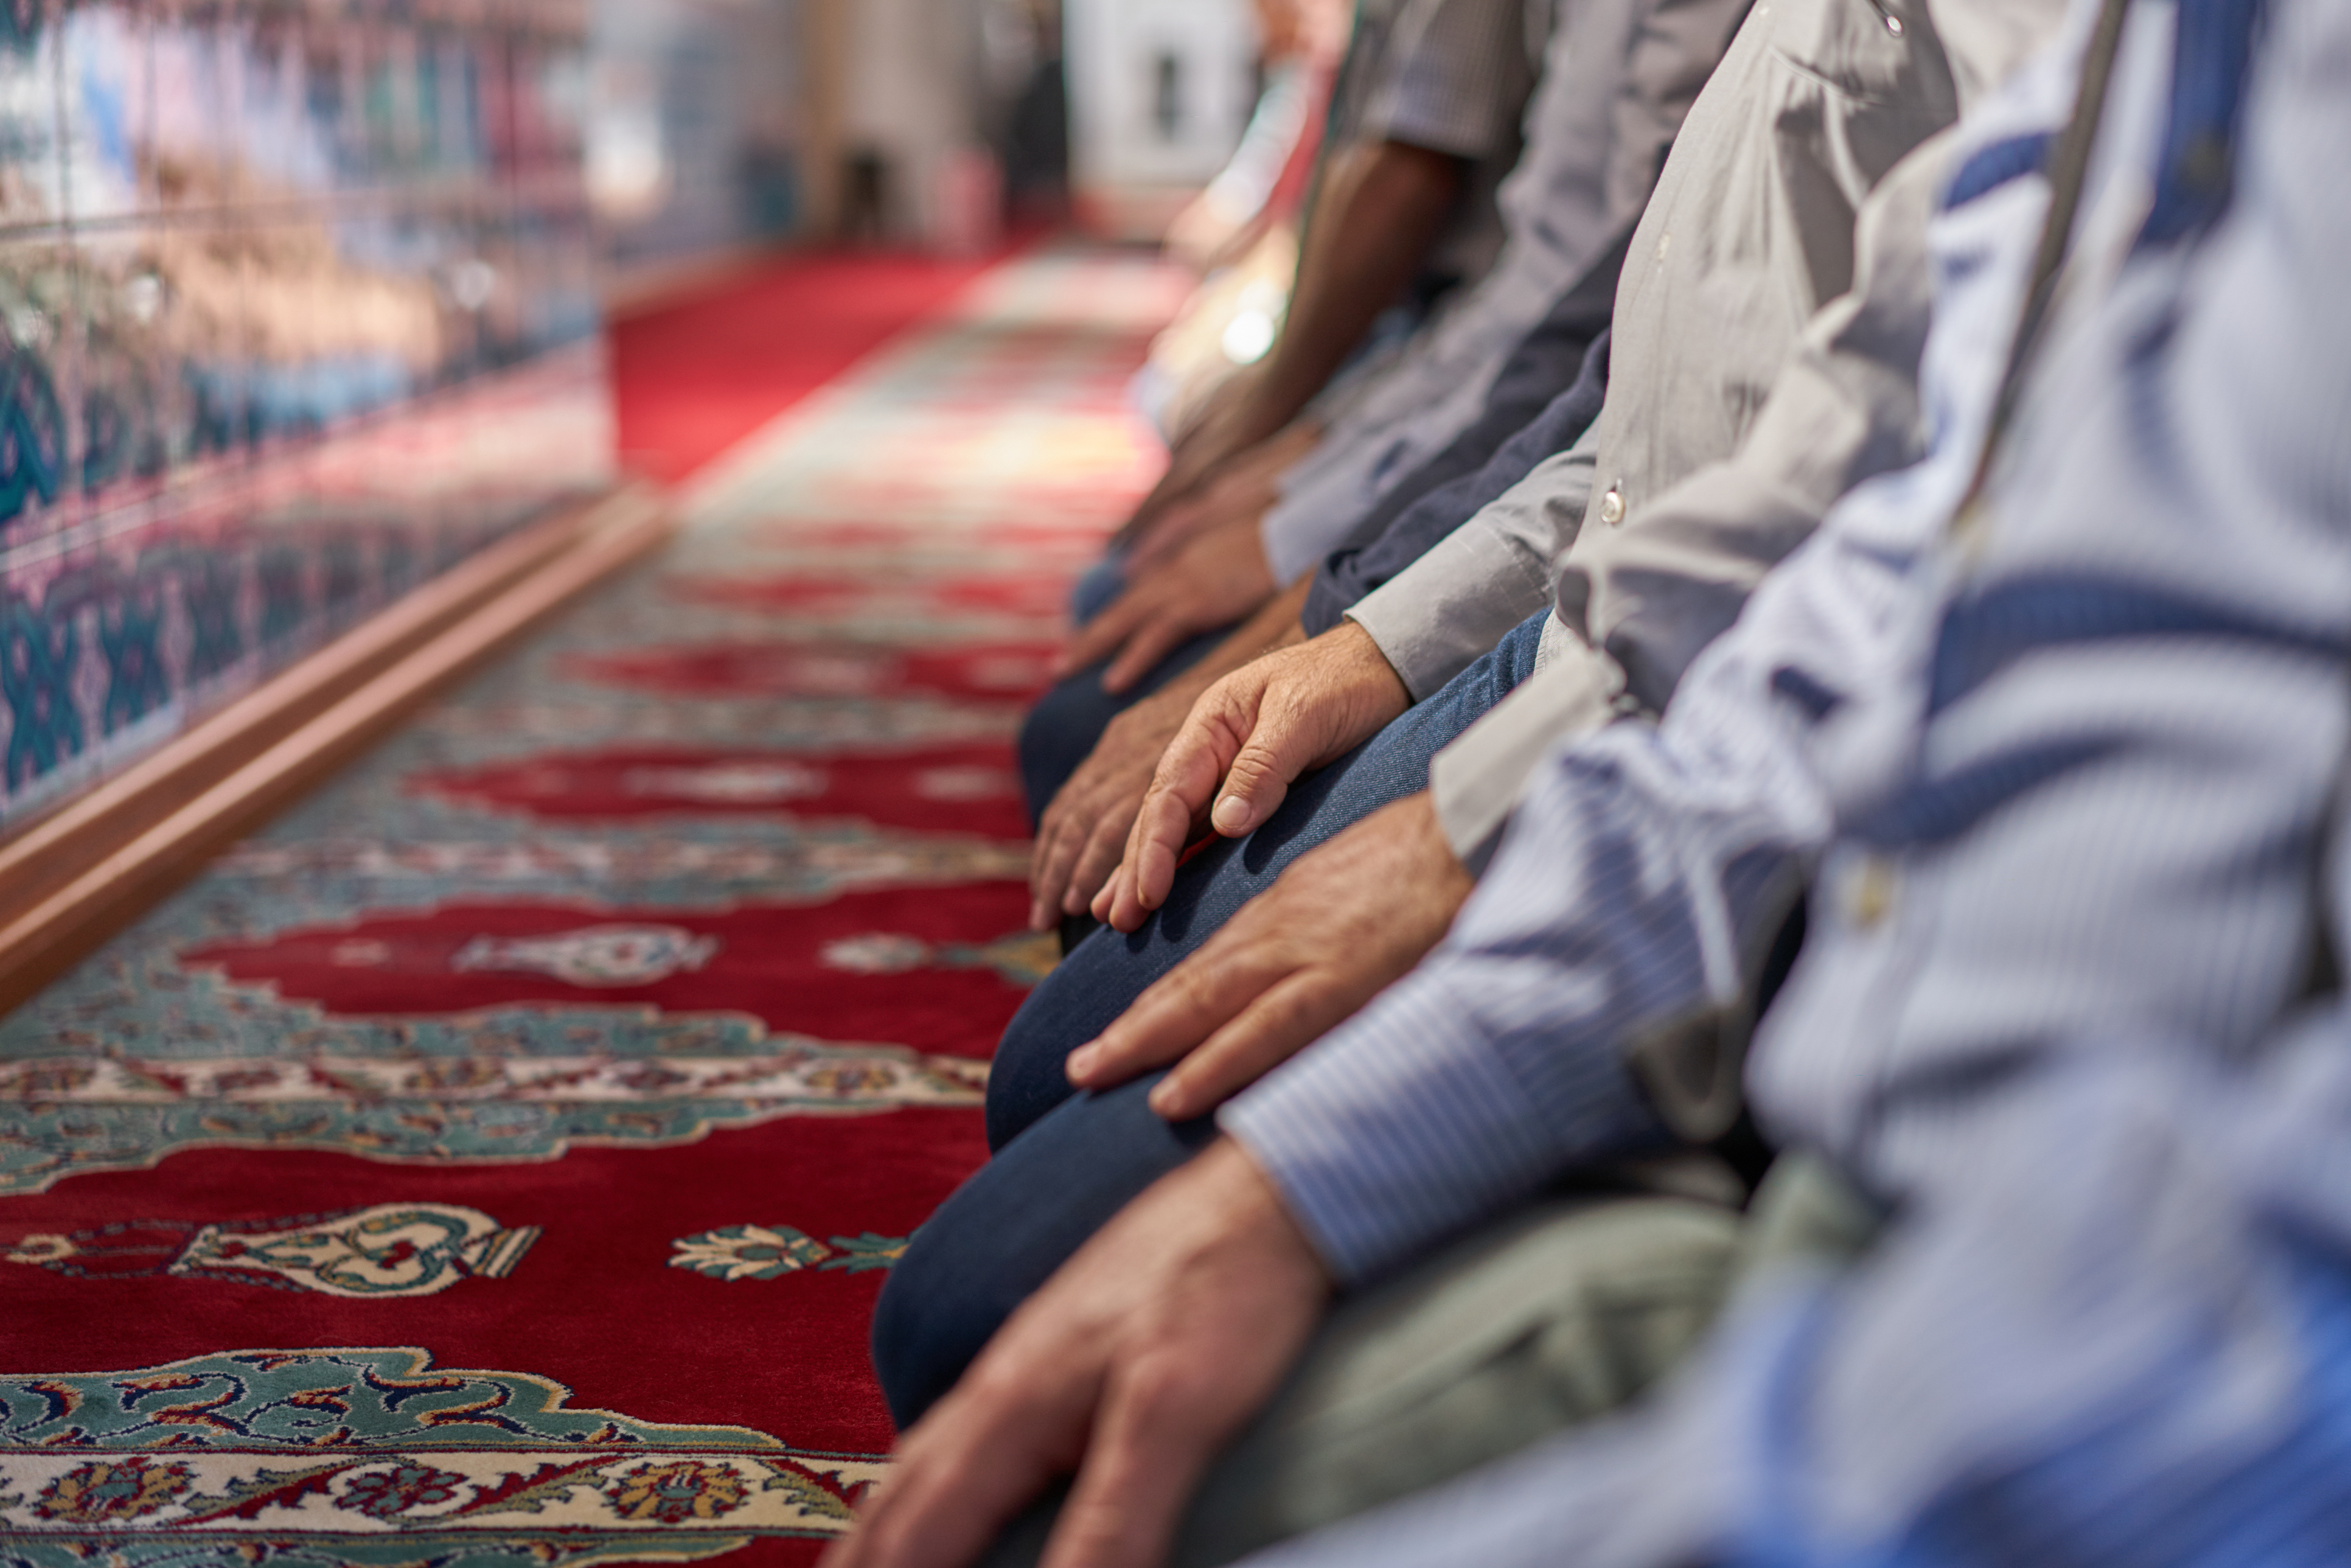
[0,250,1191,1567]
[609,253,1003,484]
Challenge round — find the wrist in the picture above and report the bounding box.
[1331,619,1411,714]
[1192,1137,1334,1294]
[1397,791,1472,893]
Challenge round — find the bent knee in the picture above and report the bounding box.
[870,1225,990,1430]
[1017,672,1121,821]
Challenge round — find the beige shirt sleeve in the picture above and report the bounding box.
[1430,122,1956,862]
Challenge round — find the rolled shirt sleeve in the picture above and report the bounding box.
[1360,0,1541,161]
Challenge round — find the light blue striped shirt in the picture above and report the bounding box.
[1222,0,2351,1555]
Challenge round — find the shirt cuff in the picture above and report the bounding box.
[1220,968,1661,1284]
[1430,630,1626,865]
[1345,524,1555,700]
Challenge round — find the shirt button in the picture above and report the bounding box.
[1598,487,1626,526]
[1847,856,1897,929]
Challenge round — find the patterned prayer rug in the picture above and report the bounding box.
[0,249,1189,1568]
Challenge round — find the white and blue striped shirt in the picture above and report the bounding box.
[1222,0,2351,1554]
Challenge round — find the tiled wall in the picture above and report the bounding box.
[0,0,613,832]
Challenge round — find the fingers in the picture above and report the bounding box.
[1088,858,1129,925]
[1203,707,1316,840]
[1149,971,1357,1120]
[1061,802,1140,917]
[1029,795,1087,931]
[827,1362,1092,1568]
[1099,612,1199,695]
[1038,1350,1238,1568]
[1033,771,1150,927]
[1110,700,1255,924]
[1065,939,1276,1090]
[1124,492,1210,569]
[1110,785,1199,929]
[1055,589,1152,678]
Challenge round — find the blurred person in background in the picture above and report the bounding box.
[1137,0,1350,448]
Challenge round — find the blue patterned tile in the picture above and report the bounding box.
[0,2,602,829]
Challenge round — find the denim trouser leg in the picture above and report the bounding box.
[1017,630,1228,824]
[872,1073,1213,1429]
[987,608,1552,1149]
[1017,552,1227,823]
[876,610,1553,1429]
[1067,556,1127,625]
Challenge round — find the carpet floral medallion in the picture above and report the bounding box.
[0,251,1188,1567]
[0,1348,888,1566]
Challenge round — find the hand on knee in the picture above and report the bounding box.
[1029,681,1205,930]
[825,1140,1332,1568]
[1096,622,1413,930]
[1054,516,1277,694]
[1074,793,1471,1118]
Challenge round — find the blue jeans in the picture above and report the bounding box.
[1017,554,1228,823]
[872,609,1552,1427]
[987,608,1551,1149]
[871,1072,1211,1429]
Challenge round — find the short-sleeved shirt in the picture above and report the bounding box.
[1324,0,1547,286]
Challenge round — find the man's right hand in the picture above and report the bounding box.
[1119,420,1322,568]
[1093,621,1412,932]
[1068,792,1471,1120]
[1028,680,1203,932]
[822,1138,1331,1568]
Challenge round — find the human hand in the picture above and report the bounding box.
[1109,413,1316,562]
[1122,423,1319,568]
[1115,388,1257,550]
[1028,680,1200,930]
[1093,621,1410,931]
[821,1138,1331,1568]
[1054,517,1277,695]
[1069,793,1469,1120]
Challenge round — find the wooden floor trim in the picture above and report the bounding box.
[0,483,676,1020]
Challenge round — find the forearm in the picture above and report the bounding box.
[1221,140,1464,460]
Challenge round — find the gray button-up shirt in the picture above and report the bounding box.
[1338,0,2060,856]
[1262,0,1751,584]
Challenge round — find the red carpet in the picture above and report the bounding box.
[0,250,1190,1566]
[609,253,1001,483]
